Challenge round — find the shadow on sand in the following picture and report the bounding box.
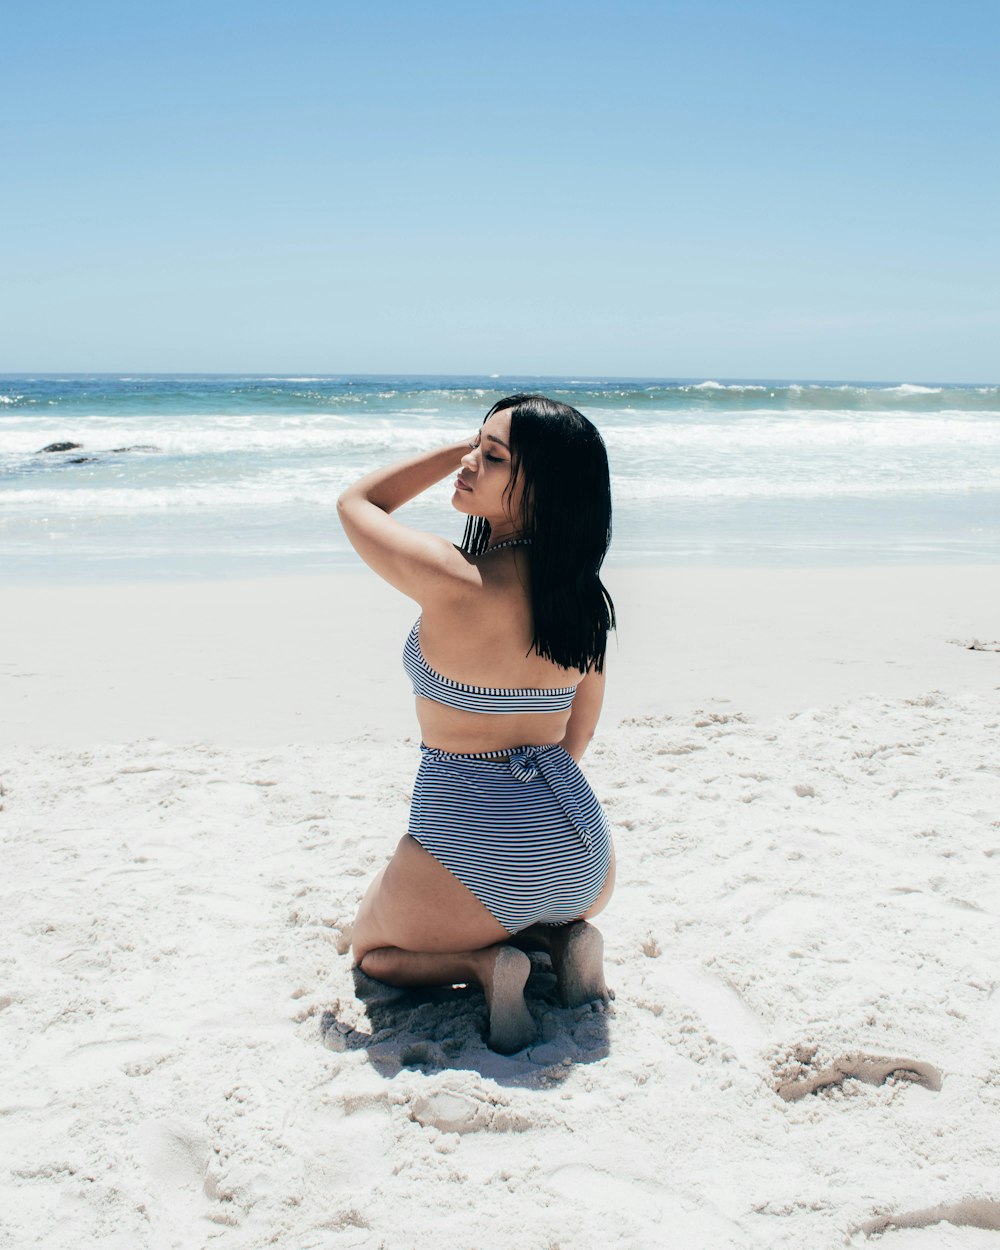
[319,950,611,1088]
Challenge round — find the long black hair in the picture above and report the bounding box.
[460,394,616,673]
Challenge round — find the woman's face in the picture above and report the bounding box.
[452,409,524,526]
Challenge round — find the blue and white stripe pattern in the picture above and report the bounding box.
[408,743,612,934]
[402,620,578,714]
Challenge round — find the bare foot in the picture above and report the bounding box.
[479,945,536,1055]
[547,921,610,1008]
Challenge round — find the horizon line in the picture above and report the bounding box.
[2,372,998,388]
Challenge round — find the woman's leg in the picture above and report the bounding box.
[351,834,511,961]
[351,835,536,1053]
[349,833,615,1048]
[360,943,535,1056]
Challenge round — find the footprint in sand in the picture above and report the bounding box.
[856,1197,1000,1241]
[545,1162,744,1243]
[281,1091,395,1211]
[772,1045,942,1102]
[410,1087,495,1134]
[642,960,768,1064]
[59,1035,175,1085]
[132,1118,223,1229]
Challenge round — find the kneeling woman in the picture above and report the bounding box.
[338,394,616,1053]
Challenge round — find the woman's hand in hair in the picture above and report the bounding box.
[337,441,479,606]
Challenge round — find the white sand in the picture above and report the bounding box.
[2,566,999,1249]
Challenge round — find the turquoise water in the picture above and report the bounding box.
[2,374,998,581]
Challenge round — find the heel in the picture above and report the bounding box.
[549,921,610,1008]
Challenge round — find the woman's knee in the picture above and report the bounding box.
[358,946,398,981]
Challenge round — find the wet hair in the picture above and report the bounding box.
[460,394,616,673]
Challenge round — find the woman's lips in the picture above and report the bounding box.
[454,477,473,492]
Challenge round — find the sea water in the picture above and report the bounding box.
[1,374,998,582]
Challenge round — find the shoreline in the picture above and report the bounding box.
[4,540,1000,591]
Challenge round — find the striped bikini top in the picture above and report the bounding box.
[401,538,578,715]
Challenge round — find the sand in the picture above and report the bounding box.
[2,565,999,1249]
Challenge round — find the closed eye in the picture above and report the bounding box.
[471,436,505,465]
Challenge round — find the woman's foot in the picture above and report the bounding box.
[355,942,537,1055]
[551,921,610,1007]
[515,921,610,1008]
[478,945,536,1055]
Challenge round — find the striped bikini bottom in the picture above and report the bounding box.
[408,743,612,935]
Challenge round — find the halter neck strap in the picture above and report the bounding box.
[482,537,532,554]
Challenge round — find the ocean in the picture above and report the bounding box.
[1,374,998,582]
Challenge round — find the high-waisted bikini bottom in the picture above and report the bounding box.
[408,743,612,935]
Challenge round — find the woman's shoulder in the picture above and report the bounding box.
[425,573,530,632]
[421,586,586,687]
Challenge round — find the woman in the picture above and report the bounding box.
[338,394,616,1054]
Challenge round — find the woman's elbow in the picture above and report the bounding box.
[336,491,367,541]
[337,488,369,522]
[338,486,387,518]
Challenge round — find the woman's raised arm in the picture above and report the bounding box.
[337,439,477,603]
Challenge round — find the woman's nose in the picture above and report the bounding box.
[461,446,478,469]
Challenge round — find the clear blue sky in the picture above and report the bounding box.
[4,0,998,380]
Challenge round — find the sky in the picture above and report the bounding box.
[3,0,998,381]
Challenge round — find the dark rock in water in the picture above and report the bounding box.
[111,445,160,453]
[68,456,98,464]
[39,442,83,453]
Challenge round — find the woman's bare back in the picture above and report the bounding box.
[413,545,585,753]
